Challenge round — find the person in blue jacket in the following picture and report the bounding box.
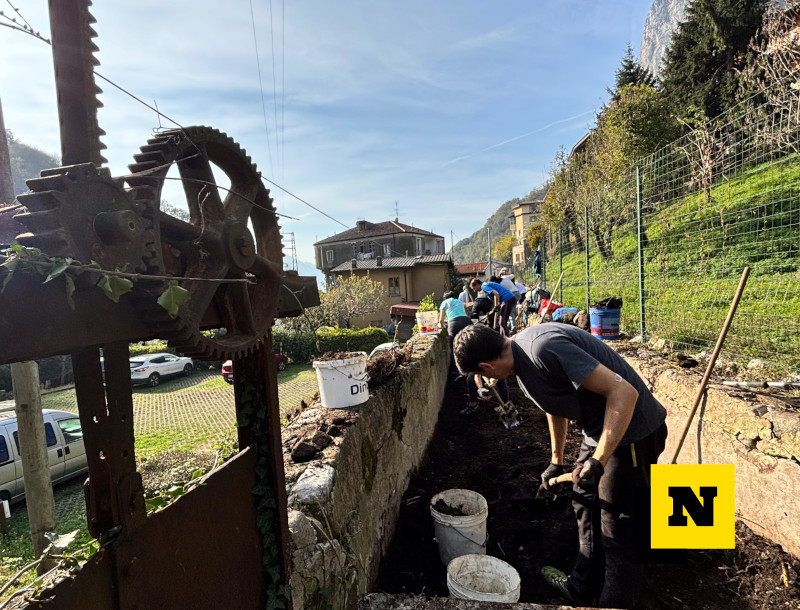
[481,276,517,337]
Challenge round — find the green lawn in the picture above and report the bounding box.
[0,480,92,602]
[40,364,317,455]
[0,363,319,599]
[551,154,800,373]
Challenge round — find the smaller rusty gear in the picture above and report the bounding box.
[125,127,284,360]
[14,163,156,273]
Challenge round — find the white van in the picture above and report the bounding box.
[0,408,88,504]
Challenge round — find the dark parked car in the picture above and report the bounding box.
[221,354,287,383]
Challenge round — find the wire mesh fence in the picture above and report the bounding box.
[523,84,800,374]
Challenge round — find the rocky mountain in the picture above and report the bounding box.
[639,0,690,78]
[284,256,326,289]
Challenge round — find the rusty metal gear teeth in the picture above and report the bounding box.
[125,127,281,361]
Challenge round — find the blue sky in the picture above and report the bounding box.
[0,1,651,265]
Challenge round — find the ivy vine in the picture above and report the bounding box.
[0,244,192,316]
[237,381,291,609]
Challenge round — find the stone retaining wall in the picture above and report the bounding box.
[282,334,449,609]
[626,352,800,558]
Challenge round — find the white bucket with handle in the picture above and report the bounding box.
[447,554,521,602]
[312,352,369,409]
[430,489,488,566]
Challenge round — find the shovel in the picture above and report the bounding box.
[485,379,521,429]
[534,471,573,500]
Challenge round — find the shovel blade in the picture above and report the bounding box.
[499,408,521,429]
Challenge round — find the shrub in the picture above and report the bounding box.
[272,326,390,363]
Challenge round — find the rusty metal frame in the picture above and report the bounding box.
[0,1,320,607]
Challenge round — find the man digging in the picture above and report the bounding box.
[453,322,668,608]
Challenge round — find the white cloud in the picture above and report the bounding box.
[1,0,649,265]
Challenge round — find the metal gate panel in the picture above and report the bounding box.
[28,447,264,609]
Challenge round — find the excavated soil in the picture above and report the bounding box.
[376,377,800,608]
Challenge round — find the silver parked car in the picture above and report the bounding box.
[130,353,194,387]
[0,408,88,504]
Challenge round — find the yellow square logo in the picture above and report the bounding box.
[650,464,735,549]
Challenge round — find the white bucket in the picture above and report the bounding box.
[312,352,369,409]
[415,310,439,335]
[447,554,521,602]
[430,489,488,566]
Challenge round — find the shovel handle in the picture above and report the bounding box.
[548,472,573,487]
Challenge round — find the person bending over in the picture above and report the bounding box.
[439,290,472,381]
[453,323,667,608]
[481,277,516,337]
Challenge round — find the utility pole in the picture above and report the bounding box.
[487,228,492,278]
[1,93,56,572]
[450,231,454,262]
[11,363,56,571]
[0,92,14,205]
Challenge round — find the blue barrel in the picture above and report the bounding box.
[589,308,620,340]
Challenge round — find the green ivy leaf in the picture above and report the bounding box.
[97,274,134,303]
[1,257,18,293]
[64,274,76,310]
[44,260,69,283]
[157,280,191,317]
[145,497,167,512]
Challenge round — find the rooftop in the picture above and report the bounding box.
[330,254,451,273]
[314,220,443,246]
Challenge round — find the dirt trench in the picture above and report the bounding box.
[376,377,800,609]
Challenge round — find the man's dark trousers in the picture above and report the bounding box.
[567,423,668,608]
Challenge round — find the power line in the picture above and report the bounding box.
[2,11,355,238]
[260,174,348,229]
[248,0,275,176]
[269,0,280,188]
[3,1,33,32]
[281,0,285,204]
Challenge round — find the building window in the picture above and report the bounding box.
[415,238,422,255]
[326,250,334,263]
[369,241,376,254]
[352,244,358,258]
[383,243,391,256]
[388,277,401,297]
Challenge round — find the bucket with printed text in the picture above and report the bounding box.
[312,351,369,409]
[430,489,488,566]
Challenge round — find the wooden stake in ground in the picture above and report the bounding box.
[669,267,751,464]
[540,271,565,322]
[11,361,56,573]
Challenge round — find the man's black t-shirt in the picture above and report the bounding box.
[511,324,666,446]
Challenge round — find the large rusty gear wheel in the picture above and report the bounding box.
[14,163,156,273]
[125,126,283,360]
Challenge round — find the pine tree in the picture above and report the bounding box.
[610,43,657,100]
[661,0,767,120]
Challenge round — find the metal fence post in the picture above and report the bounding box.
[584,206,590,311]
[559,227,564,304]
[636,167,646,338]
[542,228,548,289]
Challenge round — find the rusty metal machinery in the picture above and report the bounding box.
[0,0,316,606]
[14,127,286,360]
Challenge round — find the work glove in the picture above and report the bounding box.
[540,463,566,491]
[476,387,492,401]
[572,458,604,494]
